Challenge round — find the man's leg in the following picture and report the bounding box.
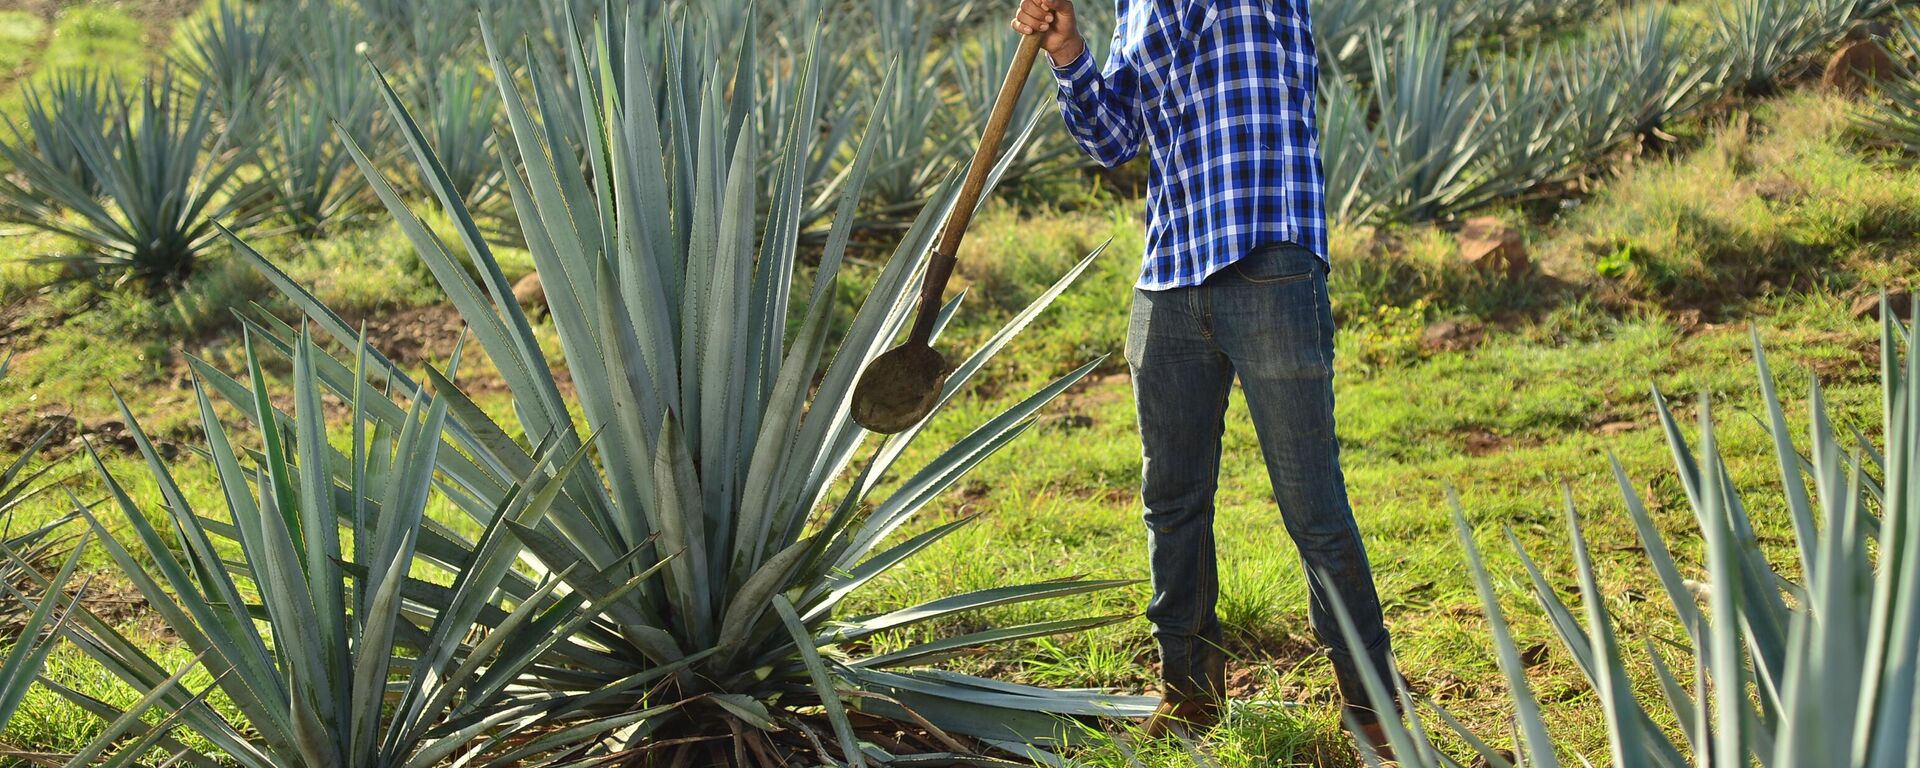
[1127,285,1234,711]
[1208,244,1396,724]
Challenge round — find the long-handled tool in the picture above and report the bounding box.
[852,33,1046,434]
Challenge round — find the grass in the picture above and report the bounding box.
[0,1,166,177]
[1543,91,1920,311]
[0,26,1915,768]
[0,12,45,83]
[33,4,145,79]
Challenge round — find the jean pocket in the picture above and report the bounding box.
[1230,247,1319,285]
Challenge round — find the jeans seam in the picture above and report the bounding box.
[1191,366,1230,686]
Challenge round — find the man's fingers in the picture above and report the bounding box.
[1013,8,1052,33]
[1013,0,1065,37]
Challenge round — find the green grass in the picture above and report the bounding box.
[34,3,146,79]
[0,53,1916,768]
[0,1,155,161]
[0,12,46,82]
[1544,90,1920,311]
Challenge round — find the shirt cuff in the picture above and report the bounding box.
[1050,47,1098,96]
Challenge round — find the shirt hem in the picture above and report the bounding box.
[1133,240,1329,292]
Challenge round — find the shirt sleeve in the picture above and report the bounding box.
[1051,14,1147,168]
[1051,1,1213,169]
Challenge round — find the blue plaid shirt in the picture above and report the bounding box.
[1051,0,1326,290]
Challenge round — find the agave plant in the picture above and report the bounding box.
[194,3,1144,764]
[948,25,1074,199]
[1584,6,1721,145]
[1477,47,1587,199]
[1318,70,1385,226]
[857,0,967,223]
[750,0,860,235]
[1313,0,1400,71]
[0,68,265,290]
[1899,8,1920,54]
[4,71,122,201]
[1336,299,1920,767]
[1858,71,1920,157]
[1711,0,1825,97]
[258,79,378,239]
[347,0,480,65]
[1858,11,1920,157]
[1811,0,1902,40]
[175,0,284,140]
[1361,11,1509,222]
[409,67,505,213]
[298,5,387,152]
[53,330,657,766]
[206,4,1145,764]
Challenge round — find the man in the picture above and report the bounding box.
[1010,0,1397,754]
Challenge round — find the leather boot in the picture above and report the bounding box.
[1141,692,1222,739]
[1346,719,1396,762]
[1142,649,1226,739]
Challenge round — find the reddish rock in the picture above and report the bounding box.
[1851,291,1913,321]
[1824,40,1904,95]
[1456,216,1529,279]
[513,272,548,316]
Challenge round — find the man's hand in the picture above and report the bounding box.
[1012,0,1086,68]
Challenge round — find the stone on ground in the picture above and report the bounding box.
[1456,217,1530,280]
[1824,39,1904,95]
[514,272,548,316]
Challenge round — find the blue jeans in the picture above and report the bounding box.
[1127,243,1394,722]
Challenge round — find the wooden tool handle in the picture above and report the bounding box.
[907,32,1047,345]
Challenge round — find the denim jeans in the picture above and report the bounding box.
[1126,243,1395,723]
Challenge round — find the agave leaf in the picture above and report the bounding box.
[64,653,209,766]
[839,358,1106,574]
[830,580,1138,646]
[2,70,119,199]
[851,667,1153,730]
[775,594,868,768]
[0,536,89,730]
[855,615,1132,670]
[1561,491,1689,768]
[1449,498,1559,767]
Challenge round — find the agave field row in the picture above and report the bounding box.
[1342,304,1920,768]
[10,0,1920,295]
[1322,0,1920,225]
